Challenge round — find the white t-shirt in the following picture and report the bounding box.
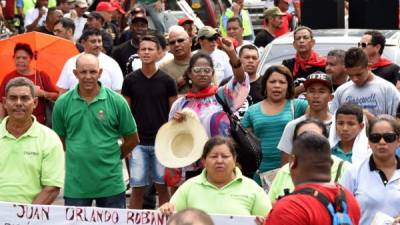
[57,52,123,91]
[278,115,333,154]
[73,17,87,42]
[330,75,400,116]
[24,8,47,28]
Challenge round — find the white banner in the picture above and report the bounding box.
[0,201,256,225]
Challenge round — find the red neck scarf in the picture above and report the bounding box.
[293,51,327,77]
[186,86,218,98]
[370,57,392,70]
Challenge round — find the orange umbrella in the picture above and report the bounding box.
[0,31,80,85]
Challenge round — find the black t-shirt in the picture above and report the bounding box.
[112,40,138,76]
[36,26,53,35]
[249,76,264,104]
[372,63,400,86]
[282,58,326,86]
[121,69,178,145]
[254,30,275,48]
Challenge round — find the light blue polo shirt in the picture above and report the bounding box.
[341,156,400,225]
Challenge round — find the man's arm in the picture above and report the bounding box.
[32,186,60,205]
[120,132,140,159]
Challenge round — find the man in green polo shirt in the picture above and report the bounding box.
[52,53,139,208]
[0,77,64,204]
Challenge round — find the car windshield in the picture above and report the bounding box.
[259,43,399,75]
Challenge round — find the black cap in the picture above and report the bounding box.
[304,71,333,92]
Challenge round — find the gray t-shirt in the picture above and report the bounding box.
[278,115,333,154]
[330,75,400,116]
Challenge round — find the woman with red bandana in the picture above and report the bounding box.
[168,39,249,181]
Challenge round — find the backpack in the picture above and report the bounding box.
[215,94,262,176]
[290,187,353,225]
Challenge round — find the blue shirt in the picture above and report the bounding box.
[241,99,307,172]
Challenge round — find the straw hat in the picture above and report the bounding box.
[155,108,208,168]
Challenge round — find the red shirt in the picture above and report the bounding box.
[264,183,361,225]
[0,70,58,124]
[274,12,292,37]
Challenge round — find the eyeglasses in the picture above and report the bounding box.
[358,42,373,48]
[192,67,212,74]
[200,36,218,42]
[368,133,398,143]
[169,38,186,45]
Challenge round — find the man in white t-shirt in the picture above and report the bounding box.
[65,0,88,41]
[279,71,334,163]
[330,47,400,120]
[24,0,48,31]
[57,28,123,93]
[194,26,234,84]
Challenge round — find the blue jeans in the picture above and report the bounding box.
[129,145,165,187]
[64,192,126,208]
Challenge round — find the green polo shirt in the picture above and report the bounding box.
[268,155,350,201]
[331,142,353,163]
[0,116,64,203]
[52,84,137,198]
[171,167,271,216]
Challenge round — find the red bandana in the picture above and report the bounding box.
[293,51,327,77]
[370,57,392,70]
[186,86,218,98]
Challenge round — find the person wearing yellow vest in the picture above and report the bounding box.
[219,0,254,41]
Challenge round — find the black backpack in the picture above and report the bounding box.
[215,94,262,176]
[289,187,354,225]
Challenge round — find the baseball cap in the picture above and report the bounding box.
[264,6,285,18]
[83,11,104,21]
[96,2,117,12]
[131,7,147,23]
[111,1,125,14]
[178,16,193,26]
[197,26,218,39]
[75,0,88,8]
[304,71,333,92]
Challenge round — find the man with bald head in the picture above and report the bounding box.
[52,53,139,208]
[159,25,192,94]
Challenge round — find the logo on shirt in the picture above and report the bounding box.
[98,110,105,120]
[345,93,378,112]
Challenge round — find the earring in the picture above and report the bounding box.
[188,80,192,84]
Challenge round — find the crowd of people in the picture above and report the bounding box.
[0,0,400,225]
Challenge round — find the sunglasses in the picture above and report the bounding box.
[368,133,398,143]
[357,42,373,48]
[192,67,212,74]
[169,38,186,45]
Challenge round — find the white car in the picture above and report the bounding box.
[257,29,400,76]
